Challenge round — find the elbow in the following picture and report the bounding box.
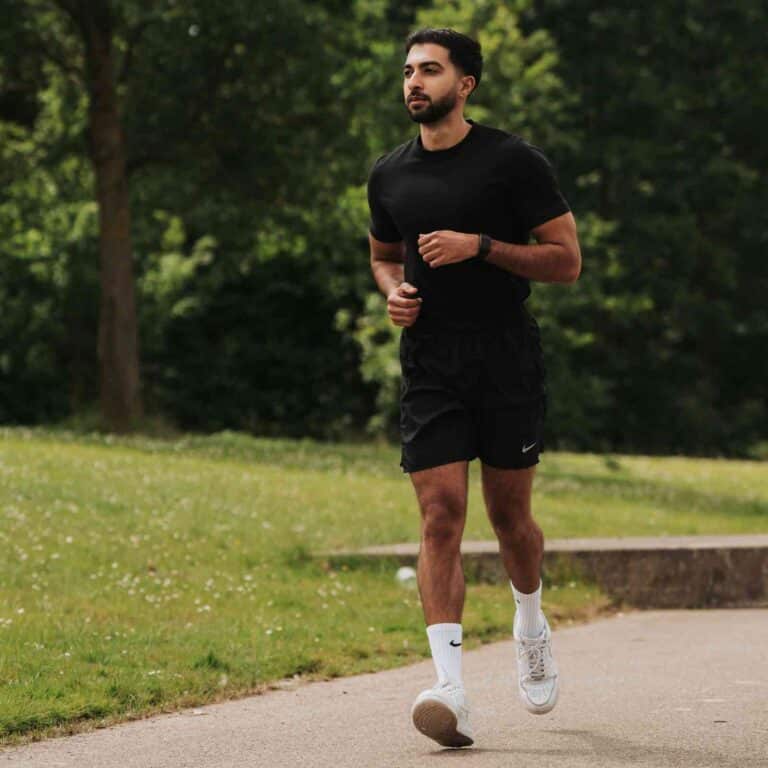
[563,265,581,284]
[562,249,581,284]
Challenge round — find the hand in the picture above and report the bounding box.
[418,230,479,268]
[387,282,422,327]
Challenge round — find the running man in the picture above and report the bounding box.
[366,28,581,748]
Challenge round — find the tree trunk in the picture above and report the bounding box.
[80,3,142,432]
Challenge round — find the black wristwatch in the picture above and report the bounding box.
[475,233,491,261]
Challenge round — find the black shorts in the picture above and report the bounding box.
[398,308,547,474]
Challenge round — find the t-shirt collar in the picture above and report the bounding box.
[415,118,477,157]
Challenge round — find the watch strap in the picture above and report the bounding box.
[475,233,491,261]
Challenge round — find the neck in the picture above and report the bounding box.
[419,112,472,151]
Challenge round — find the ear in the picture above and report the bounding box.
[460,75,476,98]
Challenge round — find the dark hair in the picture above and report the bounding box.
[404,28,483,93]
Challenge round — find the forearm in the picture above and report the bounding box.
[416,223,580,283]
[371,258,404,297]
[485,238,580,284]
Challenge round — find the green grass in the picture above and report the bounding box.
[1,427,765,745]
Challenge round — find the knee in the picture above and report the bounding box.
[487,495,538,545]
[420,495,464,552]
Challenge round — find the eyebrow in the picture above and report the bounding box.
[403,60,444,71]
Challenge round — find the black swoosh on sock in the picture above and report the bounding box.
[449,640,462,647]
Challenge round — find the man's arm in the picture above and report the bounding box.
[485,211,581,284]
[369,233,422,327]
[369,233,405,297]
[416,212,581,284]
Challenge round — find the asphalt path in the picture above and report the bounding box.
[3,609,767,767]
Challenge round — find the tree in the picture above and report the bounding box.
[2,0,378,434]
[4,0,146,430]
[59,0,142,431]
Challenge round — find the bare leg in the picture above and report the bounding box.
[409,461,469,625]
[480,464,542,592]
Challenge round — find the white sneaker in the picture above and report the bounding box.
[411,681,474,748]
[514,611,559,714]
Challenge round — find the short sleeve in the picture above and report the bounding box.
[504,140,570,231]
[366,157,402,243]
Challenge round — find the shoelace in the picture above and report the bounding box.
[518,637,547,681]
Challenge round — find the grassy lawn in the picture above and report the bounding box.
[1,427,766,746]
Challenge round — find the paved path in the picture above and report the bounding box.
[3,610,767,767]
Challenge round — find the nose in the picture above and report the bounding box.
[405,70,424,89]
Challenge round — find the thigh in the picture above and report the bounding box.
[399,332,478,473]
[480,463,536,524]
[409,460,470,520]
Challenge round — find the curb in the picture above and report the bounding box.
[324,534,768,608]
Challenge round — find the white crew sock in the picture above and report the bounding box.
[426,623,463,687]
[511,579,545,638]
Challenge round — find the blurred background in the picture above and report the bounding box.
[1,0,766,457]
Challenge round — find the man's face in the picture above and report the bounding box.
[403,43,468,124]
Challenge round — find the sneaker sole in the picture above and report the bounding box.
[411,699,473,748]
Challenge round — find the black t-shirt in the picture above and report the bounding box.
[367,118,570,334]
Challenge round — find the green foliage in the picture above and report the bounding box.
[525,0,768,453]
[0,65,98,421]
[337,292,401,437]
[0,0,765,454]
[415,0,576,151]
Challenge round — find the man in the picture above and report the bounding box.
[366,28,581,748]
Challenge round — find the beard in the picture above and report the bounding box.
[406,91,457,124]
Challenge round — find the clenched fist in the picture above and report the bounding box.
[387,282,422,327]
[418,230,479,268]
